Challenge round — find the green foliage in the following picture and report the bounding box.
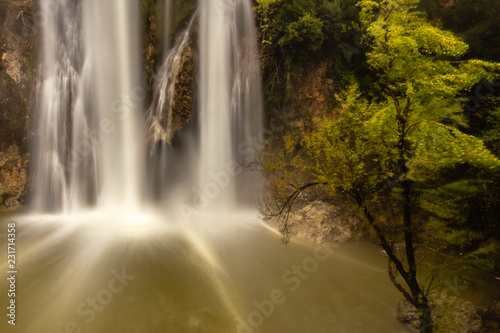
[421,0,500,62]
[409,122,500,177]
[301,83,389,195]
[255,0,341,66]
[457,97,500,240]
[354,0,500,279]
[358,0,500,168]
[467,96,500,154]
[359,1,500,95]
[278,13,324,54]
[424,216,500,280]
[420,179,485,224]
[464,239,500,273]
[0,71,27,147]
[260,1,500,322]
[254,0,283,46]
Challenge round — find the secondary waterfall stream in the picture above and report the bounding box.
[198,0,262,210]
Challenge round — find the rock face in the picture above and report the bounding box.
[0,1,36,209]
[267,200,362,243]
[0,145,27,208]
[1,0,34,145]
[397,292,483,333]
[294,61,335,116]
[171,42,196,138]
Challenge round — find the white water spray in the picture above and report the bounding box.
[33,0,144,213]
[198,0,263,211]
[32,0,262,215]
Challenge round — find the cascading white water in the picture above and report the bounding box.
[146,13,197,150]
[32,0,82,212]
[33,0,144,213]
[89,0,144,212]
[198,0,263,211]
[145,11,198,202]
[33,0,262,215]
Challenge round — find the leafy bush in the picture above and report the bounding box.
[278,14,324,54]
[255,0,341,66]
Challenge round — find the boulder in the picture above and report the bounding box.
[0,144,27,208]
[4,197,20,208]
[267,200,362,244]
[397,298,421,328]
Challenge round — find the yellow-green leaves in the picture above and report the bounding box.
[358,0,498,101]
[355,0,500,182]
[412,25,468,57]
[357,0,379,26]
[254,0,283,45]
[299,83,389,194]
[409,121,500,181]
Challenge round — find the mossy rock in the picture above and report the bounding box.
[0,144,27,207]
[0,70,26,148]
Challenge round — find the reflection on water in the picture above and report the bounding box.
[0,212,413,332]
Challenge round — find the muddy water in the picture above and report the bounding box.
[0,212,413,333]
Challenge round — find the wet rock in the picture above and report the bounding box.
[0,145,27,208]
[0,70,26,145]
[4,197,20,208]
[267,200,362,244]
[294,61,335,117]
[0,0,37,207]
[397,298,421,328]
[171,42,197,137]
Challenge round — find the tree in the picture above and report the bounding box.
[420,0,500,63]
[257,1,500,332]
[254,0,341,66]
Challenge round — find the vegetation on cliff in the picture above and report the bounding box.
[256,0,500,331]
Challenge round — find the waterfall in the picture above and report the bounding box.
[146,13,197,151]
[32,0,82,212]
[32,0,262,215]
[145,12,197,202]
[197,0,263,211]
[33,0,144,213]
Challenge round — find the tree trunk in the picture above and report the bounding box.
[396,96,434,332]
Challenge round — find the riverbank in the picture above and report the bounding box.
[263,199,500,332]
